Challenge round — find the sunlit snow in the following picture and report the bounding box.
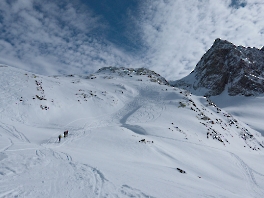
[0,65,264,198]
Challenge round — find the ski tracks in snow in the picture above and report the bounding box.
[45,83,167,144]
[230,153,264,197]
[0,82,161,197]
[112,84,166,125]
[145,133,264,198]
[0,121,30,143]
[0,148,102,197]
[0,147,155,198]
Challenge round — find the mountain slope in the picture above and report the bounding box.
[172,38,264,97]
[1,65,264,197]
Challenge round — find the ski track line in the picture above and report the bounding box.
[230,153,258,187]
[0,121,30,143]
[119,185,156,198]
[230,154,264,197]
[111,84,166,125]
[0,138,13,152]
[33,149,121,198]
[0,188,20,198]
[252,169,264,177]
[230,153,264,197]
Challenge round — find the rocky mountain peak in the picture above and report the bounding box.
[172,38,264,96]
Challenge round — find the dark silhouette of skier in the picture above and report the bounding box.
[64,130,68,138]
[58,134,62,143]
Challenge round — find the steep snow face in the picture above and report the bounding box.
[1,65,264,197]
[172,38,264,97]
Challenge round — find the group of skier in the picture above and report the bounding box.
[58,130,69,143]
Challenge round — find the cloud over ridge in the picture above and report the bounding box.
[0,0,263,79]
[136,0,264,79]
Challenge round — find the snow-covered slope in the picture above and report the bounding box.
[1,65,264,198]
[211,90,264,136]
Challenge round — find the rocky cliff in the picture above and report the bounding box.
[172,38,264,96]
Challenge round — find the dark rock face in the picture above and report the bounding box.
[173,38,264,96]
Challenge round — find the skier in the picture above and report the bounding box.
[64,130,68,138]
[58,134,62,143]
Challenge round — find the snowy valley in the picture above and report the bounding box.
[0,65,264,198]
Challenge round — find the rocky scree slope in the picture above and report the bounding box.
[97,66,169,85]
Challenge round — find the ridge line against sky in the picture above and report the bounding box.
[0,0,263,80]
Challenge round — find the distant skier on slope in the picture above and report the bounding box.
[64,130,68,138]
[58,134,62,143]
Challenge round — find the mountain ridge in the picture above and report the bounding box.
[172,38,264,97]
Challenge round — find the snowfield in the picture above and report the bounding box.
[0,65,264,198]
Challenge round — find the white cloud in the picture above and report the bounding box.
[0,0,264,80]
[136,0,264,80]
[0,0,135,76]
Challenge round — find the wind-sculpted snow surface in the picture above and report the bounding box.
[0,65,264,197]
[1,148,101,197]
[0,148,156,197]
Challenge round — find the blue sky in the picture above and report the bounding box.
[0,0,264,80]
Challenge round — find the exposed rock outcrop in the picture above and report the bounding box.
[172,38,264,96]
